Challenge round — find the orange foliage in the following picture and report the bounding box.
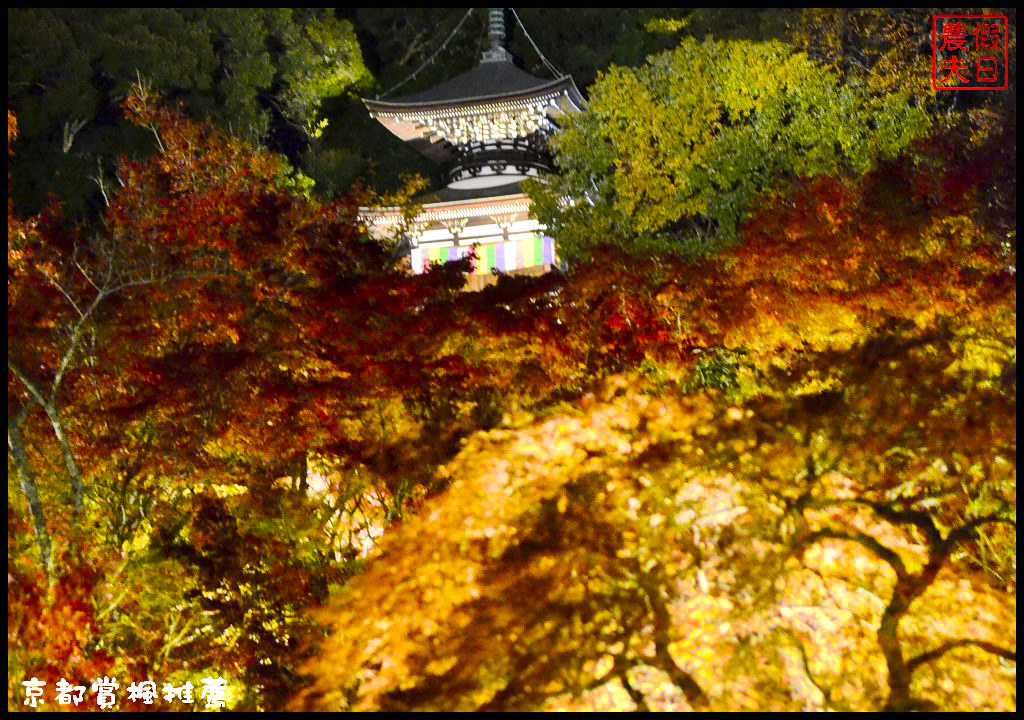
[294,125,1015,710]
[8,91,1016,712]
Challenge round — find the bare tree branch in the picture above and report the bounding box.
[617,669,651,712]
[796,528,908,580]
[908,638,1017,673]
[9,406,54,577]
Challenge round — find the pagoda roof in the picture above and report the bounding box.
[365,60,584,113]
[363,60,585,164]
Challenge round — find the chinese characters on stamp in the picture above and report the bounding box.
[933,15,1010,90]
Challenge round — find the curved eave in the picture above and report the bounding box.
[364,74,585,117]
[364,191,534,228]
[365,75,584,162]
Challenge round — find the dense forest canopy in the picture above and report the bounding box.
[8,8,1016,712]
[7,8,799,214]
[8,8,369,216]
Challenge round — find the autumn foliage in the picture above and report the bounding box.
[9,70,1016,713]
[295,117,1016,710]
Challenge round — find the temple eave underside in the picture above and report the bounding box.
[367,91,576,149]
[367,192,536,245]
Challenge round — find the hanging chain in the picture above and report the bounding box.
[378,7,566,100]
[377,8,476,99]
[510,8,564,78]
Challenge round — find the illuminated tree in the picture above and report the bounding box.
[296,317,1015,711]
[529,36,930,261]
[297,117,1015,710]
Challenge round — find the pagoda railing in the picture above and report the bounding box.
[445,136,553,186]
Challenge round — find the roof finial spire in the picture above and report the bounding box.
[481,8,512,63]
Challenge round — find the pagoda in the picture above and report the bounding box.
[363,9,585,286]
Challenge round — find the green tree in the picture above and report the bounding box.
[529,37,930,261]
[7,8,369,216]
[790,9,937,100]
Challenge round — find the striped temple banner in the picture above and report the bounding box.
[412,235,555,275]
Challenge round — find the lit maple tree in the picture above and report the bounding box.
[296,314,1015,712]
[8,88,481,708]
